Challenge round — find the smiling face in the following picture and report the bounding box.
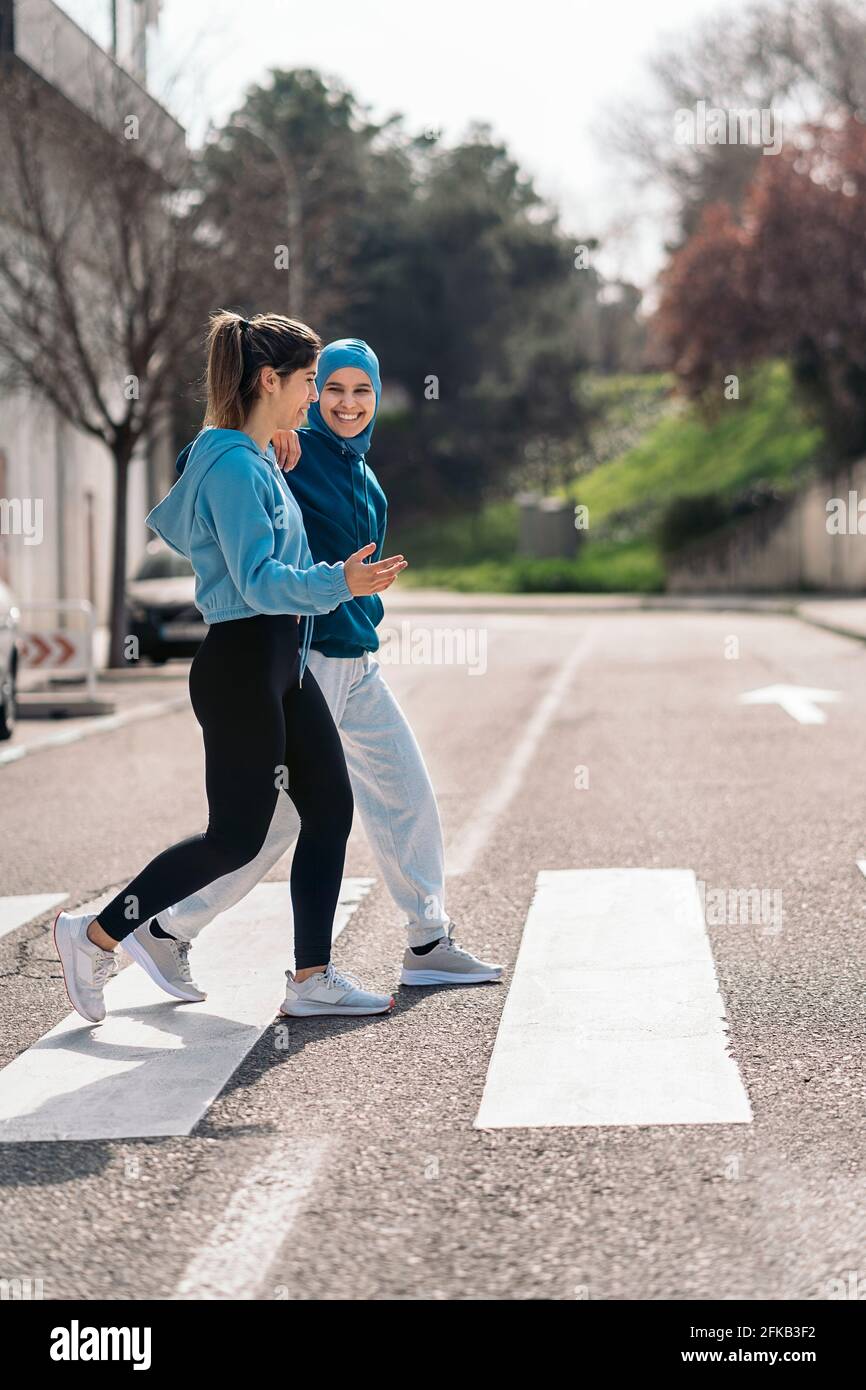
[259,358,319,431]
[319,367,376,438]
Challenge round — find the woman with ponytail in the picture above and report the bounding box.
[54,312,407,1024]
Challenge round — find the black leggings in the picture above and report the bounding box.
[98,613,353,968]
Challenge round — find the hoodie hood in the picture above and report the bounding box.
[306,338,381,459]
[151,427,264,556]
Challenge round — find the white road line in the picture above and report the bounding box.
[857,861,866,880]
[474,869,753,1129]
[0,695,191,767]
[446,631,595,877]
[0,878,373,1143]
[0,894,68,942]
[174,1135,330,1300]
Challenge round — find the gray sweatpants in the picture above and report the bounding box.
[158,648,450,949]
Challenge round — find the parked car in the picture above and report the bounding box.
[0,577,19,740]
[126,541,205,664]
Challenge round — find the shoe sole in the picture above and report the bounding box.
[123,934,207,1003]
[279,995,395,1018]
[53,912,104,1024]
[400,968,503,985]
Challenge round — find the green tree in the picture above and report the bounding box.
[200,68,383,325]
[202,79,600,521]
[347,125,598,518]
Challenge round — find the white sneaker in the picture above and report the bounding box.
[400,920,503,986]
[279,961,395,1018]
[124,919,207,1002]
[53,910,119,1023]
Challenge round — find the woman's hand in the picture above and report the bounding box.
[272,430,301,471]
[343,542,408,596]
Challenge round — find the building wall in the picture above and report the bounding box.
[0,0,183,625]
[12,0,184,160]
[0,387,153,620]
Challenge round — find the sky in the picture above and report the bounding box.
[58,0,752,287]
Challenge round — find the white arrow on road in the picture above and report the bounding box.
[739,684,843,725]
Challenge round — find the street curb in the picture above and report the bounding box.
[0,694,191,769]
[793,612,866,645]
[385,590,798,616]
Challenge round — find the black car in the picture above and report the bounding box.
[0,577,19,740]
[126,541,206,664]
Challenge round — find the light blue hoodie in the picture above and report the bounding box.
[145,427,353,683]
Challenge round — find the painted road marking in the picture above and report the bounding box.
[0,695,191,768]
[174,1135,330,1300]
[447,631,595,877]
[0,878,373,1143]
[0,894,68,942]
[739,684,842,725]
[474,869,752,1129]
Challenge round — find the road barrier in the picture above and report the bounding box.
[17,600,103,711]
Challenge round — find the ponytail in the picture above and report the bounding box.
[204,311,322,430]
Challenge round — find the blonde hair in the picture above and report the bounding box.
[204,311,322,430]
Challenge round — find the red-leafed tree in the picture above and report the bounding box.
[655,115,866,459]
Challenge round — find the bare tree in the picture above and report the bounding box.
[602,0,866,247]
[0,57,211,666]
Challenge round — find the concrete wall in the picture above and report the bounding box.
[668,458,866,593]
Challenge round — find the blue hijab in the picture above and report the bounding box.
[305,338,381,457]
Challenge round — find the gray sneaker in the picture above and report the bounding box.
[124,919,207,1003]
[400,921,503,986]
[53,910,119,1023]
[279,961,395,1018]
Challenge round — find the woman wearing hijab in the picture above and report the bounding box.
[133,339,502,1005]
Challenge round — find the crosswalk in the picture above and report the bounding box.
[474,869,752,1128]
[0,868,753,1143]
[0,880,373,1143]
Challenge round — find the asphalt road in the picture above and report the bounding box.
[0,603,864,1301]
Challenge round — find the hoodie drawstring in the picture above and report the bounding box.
[362,464,372,547]
[348,448,361,551]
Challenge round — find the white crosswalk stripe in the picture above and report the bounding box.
[0,879,373,1143]
[474,868,753,1129]
[0,894,68,942]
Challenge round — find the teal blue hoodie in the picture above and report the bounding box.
[147,427,353,683]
